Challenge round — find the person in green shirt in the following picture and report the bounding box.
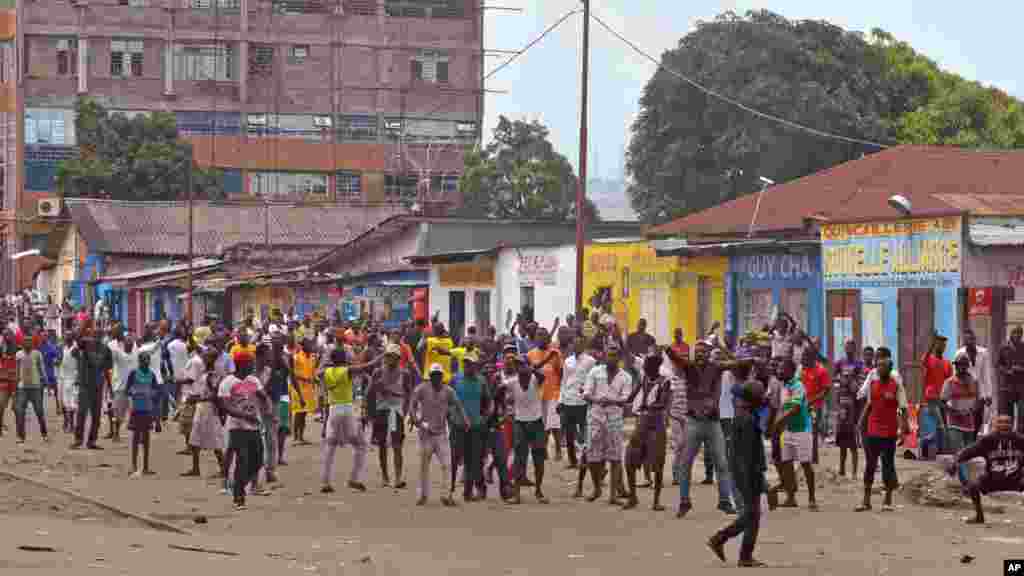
[769,357,817,510]
[319,347,383,494]
[452,350,492,502]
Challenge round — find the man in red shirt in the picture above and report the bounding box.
[670,328,690,362]
[921,334,952,459]
[801,347,831,465]
[855,347,910,512]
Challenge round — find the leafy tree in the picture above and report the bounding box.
[627,10,1024,224]
[458,116,599,221]
[57,97,224,201]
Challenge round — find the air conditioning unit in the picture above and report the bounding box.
[384,120,402,131]
[313,115,332,128]
[247,114,267,126]
[37,198,61,218]
[456,122,476,133]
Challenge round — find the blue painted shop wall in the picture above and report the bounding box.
[727,248,824,344]
[342,270,429,328]
[149,287,183,323]
[853,286,959,367]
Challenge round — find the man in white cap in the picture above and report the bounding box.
[410,363,470,506]
[364,343,413,488]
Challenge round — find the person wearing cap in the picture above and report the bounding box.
[451,349,491,501]
[320,346,383,494]
[364,343,413,489]
[410,362,470,507]
[124,350,162,478]
[583,342,633,505]
[942,351,980,485]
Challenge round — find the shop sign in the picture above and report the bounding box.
[735,252,816,281]
[588,253,617,273]
[628,269,697,288]
[821,216,962,289]
[968,288,992,316]
[519,253,559,286]
[439,261,495,287]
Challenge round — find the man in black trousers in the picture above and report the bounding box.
[707,376,767,568]
[72,332,112,450]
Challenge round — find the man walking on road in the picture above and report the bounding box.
[708,378,768,568]
[856,347,910,512]
[410,363,470,507]
[452,350,490,501]
[365,343,412,489]
[583,343,632,506]
[73,333,112,450]
[319,348,381,494]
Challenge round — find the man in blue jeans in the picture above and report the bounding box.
[675,342,735,518]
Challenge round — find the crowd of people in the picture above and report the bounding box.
[2,302,1023,568]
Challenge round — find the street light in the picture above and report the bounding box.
[888,195,912,216]
[748,175,775,237]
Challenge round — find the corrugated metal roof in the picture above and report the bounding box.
[654,238,818,255]
[969,217,1024,246]
[649,145,1024,238]
[67,199,405,257]
[98,259,222,283]
[414,220,644,259]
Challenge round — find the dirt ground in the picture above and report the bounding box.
[2,411,1023,575]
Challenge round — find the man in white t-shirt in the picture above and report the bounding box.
[584,344,633,505]
[503,347,558,505]
[109,333,140,443]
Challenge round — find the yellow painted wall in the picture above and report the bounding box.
[582,242,727,345]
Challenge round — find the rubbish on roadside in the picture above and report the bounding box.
[18,545,57,552]
[193,515,208,524]
[168,544,239,557]
[960,554,975,564]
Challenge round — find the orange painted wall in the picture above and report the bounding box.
[188,136,388,172]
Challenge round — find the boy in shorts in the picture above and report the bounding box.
[125,351,162,478]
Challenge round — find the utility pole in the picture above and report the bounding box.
[574,0,590,317]
[186,162,194,324]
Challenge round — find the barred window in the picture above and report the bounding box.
[111,40,144,78]
[339,115,378,142]
[335,171,362,199]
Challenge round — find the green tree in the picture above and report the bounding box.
[57,97,224,201]
[627,10,1024,225]
[457,116,599,221]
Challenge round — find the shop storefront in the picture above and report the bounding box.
[339,270,428,328]
[822,216,963,402]
[428,256,498,339]
[585,241,726,345]
[496,245,576,329]
[727,244,823,345]
[961,217,1024,351]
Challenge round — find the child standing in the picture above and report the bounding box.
[125,351,162,477]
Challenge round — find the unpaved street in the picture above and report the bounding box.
[2,412,1022,575]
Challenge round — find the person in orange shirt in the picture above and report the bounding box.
[527,328,563,462]
[800,346,831,465]
[921,334,953,459]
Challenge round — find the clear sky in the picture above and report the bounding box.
[482,0,1024,181]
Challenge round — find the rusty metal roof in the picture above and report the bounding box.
[67,199,405,257]
[649,145,1024,238]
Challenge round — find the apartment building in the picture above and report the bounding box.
[0,0,483,291]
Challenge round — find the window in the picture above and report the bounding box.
[384,174,418,199]
[248,44,274,78]
[338,115,378,141]
[384,118,403,139]
[274,0,329,14]
[249,172,328,198]
[111,40,144,78]
[176,44,234,81]
[411,49,449,83]
[431,174,458,195]
[56,39,78,76]
[741,289,773,336]
[119,0,148,6]
[189,0,241,10]
[289,45,309,65]
[25,109,74,145]
[385,0,463,18]
[335,170,362,199]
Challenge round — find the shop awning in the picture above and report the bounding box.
[653,238,818,256]
[969,217,1024,246]
[97,259,222,286]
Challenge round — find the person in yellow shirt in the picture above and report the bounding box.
[420,324,455,384]
[320,347,383,494]
[291,338,319,445]
[527,328,564,462]
[229,332,257,359]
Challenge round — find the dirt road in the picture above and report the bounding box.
[2,412,1022,575]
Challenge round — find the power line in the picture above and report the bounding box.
[590,12,893,149]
